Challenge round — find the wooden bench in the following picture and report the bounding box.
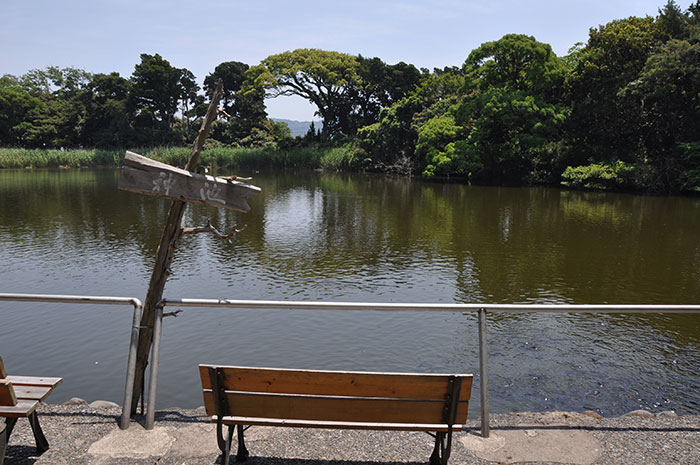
[0,357,63,465]
[199,364,473,465]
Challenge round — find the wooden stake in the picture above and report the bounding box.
[130,81,224,414]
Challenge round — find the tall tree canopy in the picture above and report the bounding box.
[565,16,661,165]
[129,53,195,143]
[249,49,361,139]
[414,34,567,182]
[81,72,132,147]
[463,33,565,97]
[203,61,249,109]
[204,61,267,144]
[345,56,422,132]
[0,83,43,146]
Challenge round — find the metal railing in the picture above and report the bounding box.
[3,293,699,435]
[0,293,142,430]
[151,298,700,435]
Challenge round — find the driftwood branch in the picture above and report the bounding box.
[180,220,247,244]
[374,152,415,177]
[129,80,225,416]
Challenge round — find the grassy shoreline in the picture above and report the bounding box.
[0,145,355,171]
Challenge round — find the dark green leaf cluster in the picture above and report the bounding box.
[350,1,700,192]
[0,55,280,150]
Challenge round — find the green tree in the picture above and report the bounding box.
[18,66,91,98]
[416,114,481,177]
[238,119,293,148]
[427,34,569,182]
[688,1,700,38]
[204,61,249,108]
[81,72,132,147]
[348,56,421,130]
[463,33,565,99]
[355,66,465,173]
[17,98,86,148]
[414,67,465,106]
[356,95,423,168]
[0,79,44,145]
[8,66,92,148]
[249,49,361,139]
[458,88,567,183]
[129,53,193,144]
[657,0,689,40]
[178,69,200,140]
[565,16,661,165]
[204,61,267,144]
[620,38,700,191]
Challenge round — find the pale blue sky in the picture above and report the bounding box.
[2,0,667,120]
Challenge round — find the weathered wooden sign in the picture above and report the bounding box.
[118,151,260,212]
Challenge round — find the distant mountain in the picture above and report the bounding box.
[271,118,323,138]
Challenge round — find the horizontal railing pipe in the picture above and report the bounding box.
[158,298,700,314]
[0,293,141,309]
[0,292,143,430]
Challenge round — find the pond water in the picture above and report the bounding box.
[1,168,699,416]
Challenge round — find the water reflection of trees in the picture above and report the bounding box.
[0,170,156,267]
[195,172,700,309]
[2,169,699,341]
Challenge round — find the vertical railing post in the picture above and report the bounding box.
[120,299,143,429]
[145,302,164,430]
[478,308,490,438]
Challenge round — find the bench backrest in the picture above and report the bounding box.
[200,365,472,426]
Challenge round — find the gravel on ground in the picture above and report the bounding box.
[3,404,699,464]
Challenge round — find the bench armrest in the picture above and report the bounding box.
[0,381,17,407]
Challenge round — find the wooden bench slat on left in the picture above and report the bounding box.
[0,357,63,465]
[4,376,63,389]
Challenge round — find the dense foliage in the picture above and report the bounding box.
[2,1,699,193]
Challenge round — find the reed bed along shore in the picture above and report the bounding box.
[0,145,355,171]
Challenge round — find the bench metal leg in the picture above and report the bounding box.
[0,421,7,465]
[0,415,49,465]
[28,412,49,453]
[220,424,234,465]
[429,431,453,465]
[2,419,16,443]
[429,432,444,465]
[1,418,18,465]
[218,424,248,465]
[235,424,248,462]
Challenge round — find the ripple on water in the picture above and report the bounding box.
[1,170,700,413]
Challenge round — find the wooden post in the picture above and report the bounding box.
[129,80,224,415]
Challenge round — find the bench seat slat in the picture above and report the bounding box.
[203,390,469,425]
[12,385,53,402]
[199,365,471,402]
[213,416,463,432]
[3,376,63,389]
[0,399,39,417]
